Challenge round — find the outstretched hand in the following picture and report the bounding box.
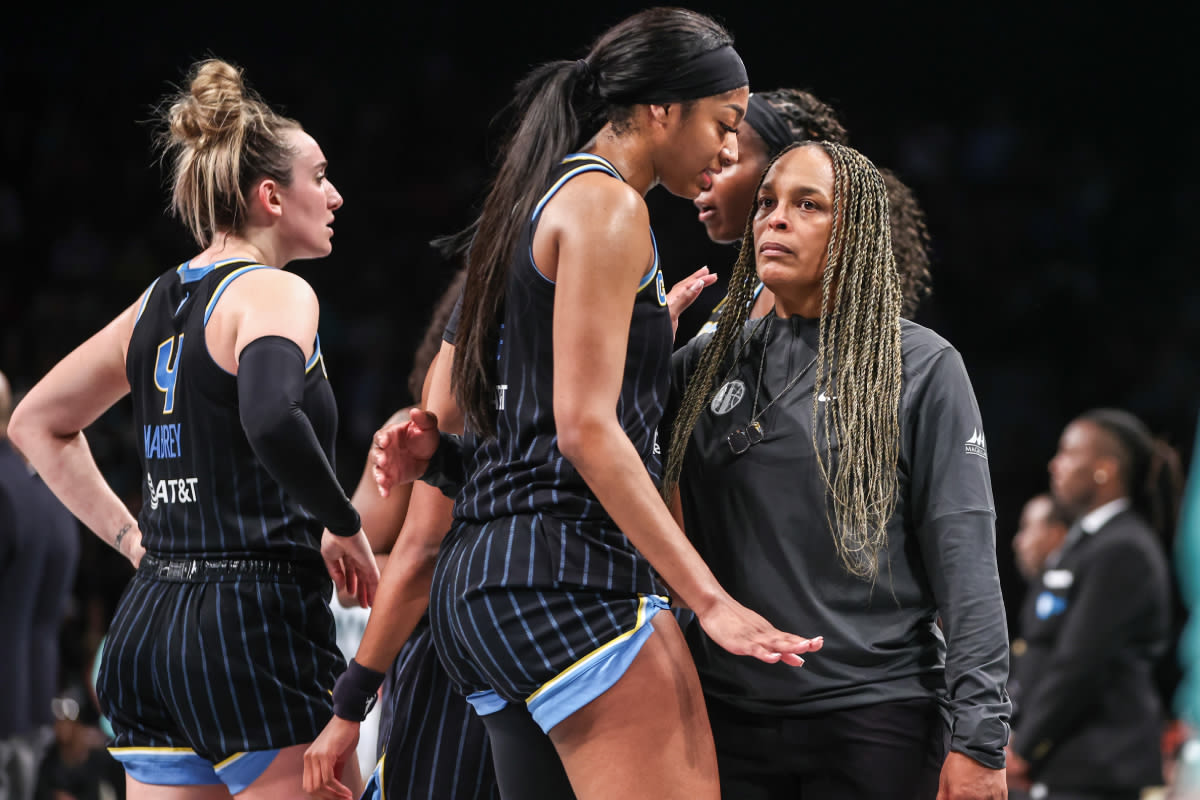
[695,593,823,666]
[371,408,442,497]
[666,266,718,339]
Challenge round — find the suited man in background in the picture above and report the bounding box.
[0,370,80,800]
[1008,408,1183,800]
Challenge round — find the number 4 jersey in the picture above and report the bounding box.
[125,258,337,558]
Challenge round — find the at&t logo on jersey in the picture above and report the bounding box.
[147,472,200,510]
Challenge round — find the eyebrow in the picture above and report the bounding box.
[725,103,745,124]
[756,182,829,199]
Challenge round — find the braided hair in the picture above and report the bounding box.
[664,141,904,581]
[755,89,932,318]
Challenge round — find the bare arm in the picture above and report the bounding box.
[9,300,144,565]
[547,176,816,663]
[306,340,461,797]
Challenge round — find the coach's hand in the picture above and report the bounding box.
[372,408,441,497]
[304,716,360,800]
[937,751,1007,800]
[666,265,718,339]
[321,530,380,608]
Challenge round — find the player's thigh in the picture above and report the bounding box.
[233,743,361,800]
[126,775,233,800]
[548,612,718,800]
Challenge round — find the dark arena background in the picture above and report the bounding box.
[1,0,1195,756]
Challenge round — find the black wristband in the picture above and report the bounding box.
[331,659,386,722]
[419,431,466,498]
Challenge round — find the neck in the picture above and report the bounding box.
[1084,491,1127,514]
[198,231,280,269]
[771,288,822,319]
[587,123,657,196]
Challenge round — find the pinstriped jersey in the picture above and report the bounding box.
[125,258,335,558]
[453,153,671,591]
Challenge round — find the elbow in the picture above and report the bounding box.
[6,399,42,458]
[555,411,610,468]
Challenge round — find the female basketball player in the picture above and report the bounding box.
[305,9,822,800]
[9,58,378,800]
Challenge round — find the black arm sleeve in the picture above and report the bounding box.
[237,336,361,537]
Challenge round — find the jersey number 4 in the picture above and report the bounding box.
[154,334,184,414]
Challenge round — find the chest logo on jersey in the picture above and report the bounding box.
[655,271,668,307]
[710,380,746,415]
[146,472,200,510]
[143,424,183,460]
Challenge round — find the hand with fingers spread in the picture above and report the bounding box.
[372,408,442,497]
[320,530,380,609]
[694,592,823,665]
[303,715,360,800]
[666,265,719,339]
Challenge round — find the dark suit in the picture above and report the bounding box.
[1011,506,1170,794]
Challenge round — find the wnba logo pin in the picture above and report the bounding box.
[711,380,746,415]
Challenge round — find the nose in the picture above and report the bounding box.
[327,180,344,210]
[720,133,738,168]
[765,203,789,230]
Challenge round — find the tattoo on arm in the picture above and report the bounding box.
[114,523,132,553]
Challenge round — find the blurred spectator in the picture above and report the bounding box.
[0,370,81,800]
[1008,493,1073,800]
[1008,409,1183,799]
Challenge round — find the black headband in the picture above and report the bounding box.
[745,93,795,158]
[626,45,748,105]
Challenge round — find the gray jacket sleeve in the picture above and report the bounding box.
[909,347,1012,769]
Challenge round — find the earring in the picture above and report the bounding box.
[1094,469,1108,484]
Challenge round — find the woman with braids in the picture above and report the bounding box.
[679,87,932,333]
[1007,408,1183,799]
[304,8,821,800]
[662,140,1010,799]
[9,58,378,799]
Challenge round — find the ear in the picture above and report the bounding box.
[250,178,284,221]
[647,103,673,129]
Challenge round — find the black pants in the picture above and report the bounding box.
[478,703,576,800]
[707,696,947,800]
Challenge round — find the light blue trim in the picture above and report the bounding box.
[214,749,279,794]
[526,595,668,732]
[107,749,222,787]
[134,277,161,324]
[203,265,272,325]
[305,333,322,372]
[466,689,508,716]
[527,154,624,284]
[177,257,248,284]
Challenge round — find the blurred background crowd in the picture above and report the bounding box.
[0,3,1195,798]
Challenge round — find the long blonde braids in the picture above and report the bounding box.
[664,141,904,582]
[810,141,903,580]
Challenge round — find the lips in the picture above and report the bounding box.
[758,240,793,256]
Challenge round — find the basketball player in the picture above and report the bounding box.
[9,58,377,800]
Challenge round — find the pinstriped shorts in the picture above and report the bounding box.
[377,619,497,800]
[96,558,344,764]
[429,519,669,732]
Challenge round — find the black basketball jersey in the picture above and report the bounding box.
[455,152,672,535]
[125,258,335,558]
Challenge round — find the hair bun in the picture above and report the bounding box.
[167,59,248,146]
